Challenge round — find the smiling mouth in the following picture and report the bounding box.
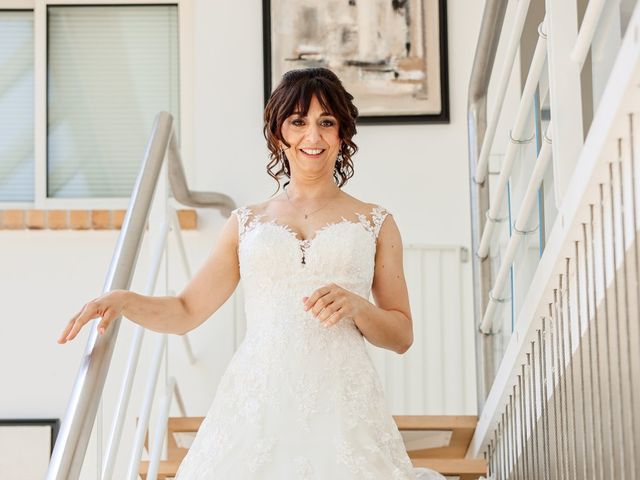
[300,148,325,157]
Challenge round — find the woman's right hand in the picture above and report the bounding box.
[57,290,129,344]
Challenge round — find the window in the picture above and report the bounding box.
[0,1,182,208]
[0,10,34,202]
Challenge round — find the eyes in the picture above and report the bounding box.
[290,117,336,128]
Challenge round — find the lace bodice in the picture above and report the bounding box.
[234,205,390,334]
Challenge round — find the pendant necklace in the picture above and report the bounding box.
[284,184,340,219]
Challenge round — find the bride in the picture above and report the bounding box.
[58,67,445,479]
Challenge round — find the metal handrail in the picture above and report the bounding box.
[467,0,509,414]
[475,0,532,184]
[479,123,553,333]
[476,19,548,259]
[168,132,234,215]
[46,112,235,480]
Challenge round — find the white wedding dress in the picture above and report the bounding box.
[174,205,445,479]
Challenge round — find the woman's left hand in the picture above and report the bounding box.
[303,282,370,328]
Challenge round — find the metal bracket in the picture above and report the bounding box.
[489,290,511,304]
[513,221,539,235]
[486,210,509,223]
[509,129,535,144]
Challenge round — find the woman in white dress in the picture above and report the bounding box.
[58,67,445,479]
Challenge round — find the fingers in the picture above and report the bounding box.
[57,320,75,344]
[321,307,343,328]
[58,302,101,343]
[303,284,334,313]
[97,307,117,336]
[303,285,347,328]
[57,308,84,344]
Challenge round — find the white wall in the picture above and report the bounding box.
[0,0,486,477]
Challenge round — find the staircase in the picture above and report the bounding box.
[138,415,487,479]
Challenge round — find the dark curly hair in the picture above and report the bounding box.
[263,67,359,196]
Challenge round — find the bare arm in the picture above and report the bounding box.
[123,211,241,334]
[353,214,413,354]
[58,211,241,342]
[174,210,241,334]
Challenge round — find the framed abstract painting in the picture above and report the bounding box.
[263,0,450,124]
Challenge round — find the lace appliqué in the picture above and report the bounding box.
[287,372,320,431]
[356,205,390,240]
[247,436,277,473]
[293,456,315,479]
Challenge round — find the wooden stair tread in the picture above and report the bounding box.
[138,457,486,479]
[395,415,478,460]
[412,457,486,473]
[167,415,478,429]
[393,415,478,430]
[140,415,485,479]
[138,459,180,480]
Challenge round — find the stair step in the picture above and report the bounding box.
[138,459,179,480]
[394,415,478,459]
[138,457,487,480]
[138,415,486,479]
[412,458,487,480]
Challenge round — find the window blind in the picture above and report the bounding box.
[47,5,179,199]
[0,11,34,202]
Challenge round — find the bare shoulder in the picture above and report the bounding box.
[337,191,376,213]
[245,196,286,216]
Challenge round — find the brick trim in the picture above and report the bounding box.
[0,209,197,230]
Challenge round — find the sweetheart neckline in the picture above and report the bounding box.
[254,216,372,245]
[243,206,382,244]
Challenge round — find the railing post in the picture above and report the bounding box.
[545,0,584,206]
[467,0,509,414]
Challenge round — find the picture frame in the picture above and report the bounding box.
[262,0,450,124]
[0,419,60,478]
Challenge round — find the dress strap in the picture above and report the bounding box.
[232,206,253,237]
[370,205,390,239]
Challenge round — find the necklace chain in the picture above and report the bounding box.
[284,184,340,220]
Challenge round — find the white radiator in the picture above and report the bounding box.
[365,244,476,416]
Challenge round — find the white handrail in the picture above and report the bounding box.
[570,0,607,67]
[477,22,548,259]
[475,0,533,184]
[126,334,167,480]
[146,377,177,480]
[480,123,554,333]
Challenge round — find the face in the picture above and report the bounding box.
[279,95,341,179]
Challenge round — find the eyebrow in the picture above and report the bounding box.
[292,110,335,117]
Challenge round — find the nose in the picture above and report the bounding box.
[304,122,321,143]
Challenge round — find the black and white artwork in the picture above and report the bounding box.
[263,0,449,124]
